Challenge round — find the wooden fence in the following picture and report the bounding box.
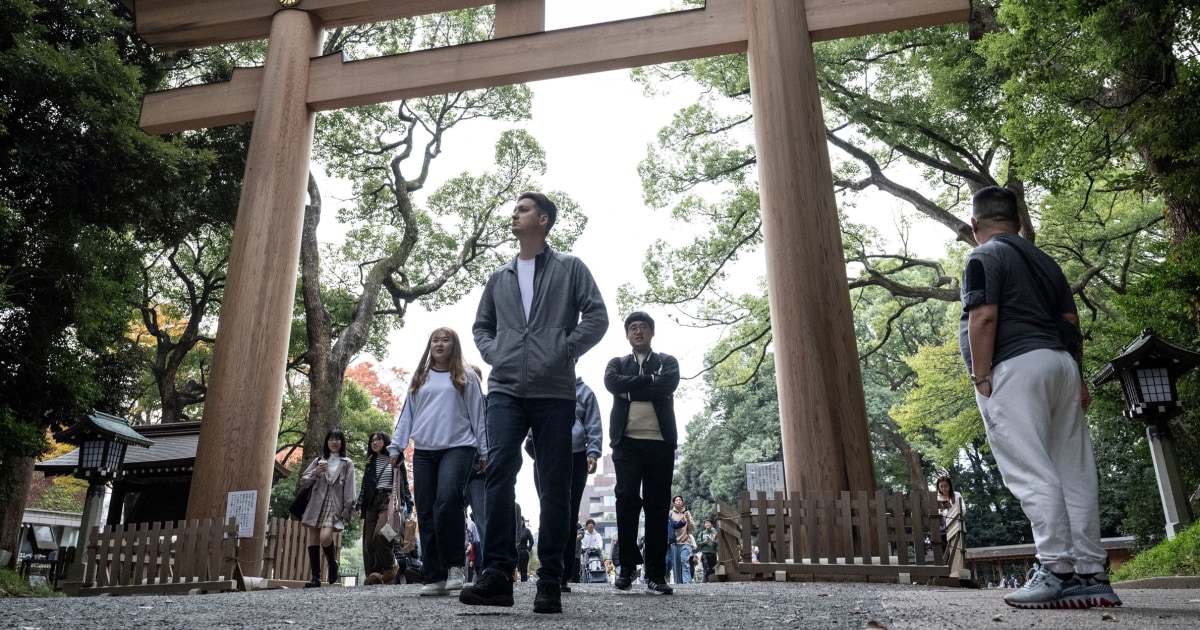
[259,517,341,588]
[80,518,239,596]
[714,490,951,583]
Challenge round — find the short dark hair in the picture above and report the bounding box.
[519,191,557,234]
[971,186,1020,226]
[586,518,595,526]
[624,311,655,332]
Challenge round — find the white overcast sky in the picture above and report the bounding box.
[312,1,954,529]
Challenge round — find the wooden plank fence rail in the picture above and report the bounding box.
[79,518,239,596]
[715,490,950,583]
[260,517,341,588]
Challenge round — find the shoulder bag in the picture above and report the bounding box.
[288,484,312,521]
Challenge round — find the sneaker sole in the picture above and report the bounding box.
[1005,596,1101,610]
[458,591,515,607]
[1059,589,1123,609]
[533,602,563,614]
[1079,594,1123,608]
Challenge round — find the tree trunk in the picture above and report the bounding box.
[1139,148,1200,244]
[300,177,335,468]
[0,456,36,569]
[883,419,927,492]
[155,359,184,424]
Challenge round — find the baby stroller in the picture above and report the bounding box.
[581,548,607,583]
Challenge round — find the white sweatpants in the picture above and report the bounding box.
[975,348,1106,574]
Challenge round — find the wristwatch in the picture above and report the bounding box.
[970,373,991,385]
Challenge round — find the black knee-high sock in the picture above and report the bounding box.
[323,544,339,583]
[307,545,321,582]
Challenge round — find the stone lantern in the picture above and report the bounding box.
[55,410,153,584]
[1092,329,1199,539]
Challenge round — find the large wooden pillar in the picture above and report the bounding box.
[186,9,324,574]
[746,0,875,494]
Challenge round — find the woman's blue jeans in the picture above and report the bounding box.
[412,446,474,584]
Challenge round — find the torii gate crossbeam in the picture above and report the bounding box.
[129,0,968,574]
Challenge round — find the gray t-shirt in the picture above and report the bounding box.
[959,233,1076,371]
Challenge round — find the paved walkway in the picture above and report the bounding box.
[3,581,1199,629]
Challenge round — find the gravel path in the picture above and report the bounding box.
[2,581,1199,629]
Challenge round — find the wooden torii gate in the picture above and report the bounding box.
[129,0,968,573]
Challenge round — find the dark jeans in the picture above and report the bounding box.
[702,551,717,582]
[412,446,474,584]
[361,490,394,574]
[534,450,588,586]
[612,437,675,582]
[517,549,531,581]
[464,475,487,561]
[480,393,575,584]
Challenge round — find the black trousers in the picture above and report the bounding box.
[517,549,531,581]
[702,551,717,582]
[612,438,675,582]
[535,450,589,585]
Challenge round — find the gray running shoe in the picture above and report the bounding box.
[1062,573,1123,608]
[1002,565,1067,609]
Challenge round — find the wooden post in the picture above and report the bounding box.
[494,0,545,38]
[745,0,876,495]
[186,9,324,576]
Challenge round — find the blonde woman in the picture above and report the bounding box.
[389,327,488,596]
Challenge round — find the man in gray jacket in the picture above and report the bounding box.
[460,191,607,615]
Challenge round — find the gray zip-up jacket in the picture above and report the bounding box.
[474,244,608,400]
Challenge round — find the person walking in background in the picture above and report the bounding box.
[605,311,680,595]
[667,496,695,585]
[570,521,584,584]
[960,186,1120,610]
[579,518,605,583]
[297,428,356,588]
[465,510,481,583]
[936,475,967,580]
[461,191,608,614]
[464,364,488,567]
[358,431,406,585]
[390,327,488,597]
[696,519,718,583]
[516,519,535,582]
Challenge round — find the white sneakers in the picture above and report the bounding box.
[419,581,449,596]
[418,567,465,596]
[446,566,466,591]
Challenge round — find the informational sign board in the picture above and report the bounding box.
[746,461,786,496]
[225,490,257,538]
[745,461,786,515]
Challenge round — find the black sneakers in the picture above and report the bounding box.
[646,579,674,595]
[614,568,634,591]
[459,570,514,607]
[559,581,572,593]
[533,581,563,614]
